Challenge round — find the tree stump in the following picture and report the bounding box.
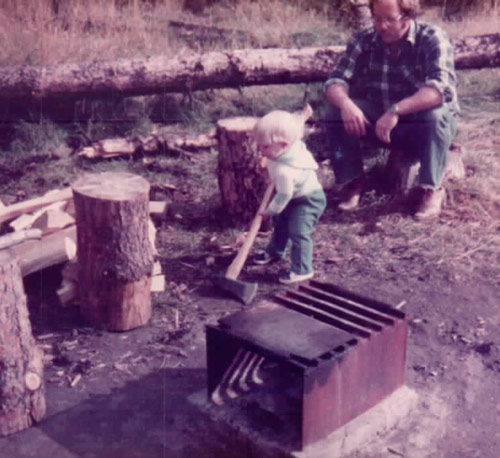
[0,250,46,437]
[216,116,269,225]
[386,143,466,195]
[72,172,154,331]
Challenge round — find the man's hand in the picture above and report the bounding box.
[375,111,399,144]
[340,99,370,137]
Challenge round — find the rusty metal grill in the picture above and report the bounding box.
[206,280,407,450]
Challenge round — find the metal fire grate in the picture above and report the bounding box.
[206,280,407,450]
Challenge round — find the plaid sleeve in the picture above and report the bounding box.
[324,32,364,91]
[421,27,456,103]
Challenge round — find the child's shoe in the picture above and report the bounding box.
[278,271,314,285]
[253,252,280,265]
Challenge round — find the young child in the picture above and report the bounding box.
[252,105,326,284]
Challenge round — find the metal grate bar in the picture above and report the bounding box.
[274,294,372,338]
[285,289,384,332]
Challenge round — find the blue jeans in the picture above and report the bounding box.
[325,99,457,189]
[266,190,326,275]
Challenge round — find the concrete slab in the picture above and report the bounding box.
[189,385,419,458]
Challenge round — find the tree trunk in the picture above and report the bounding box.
[0,33,497,100]
[72,172,154,331]
[0,250,46,437]
[216,116,270,225]
[350,0,373,30]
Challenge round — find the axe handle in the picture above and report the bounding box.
[225,183,275,280]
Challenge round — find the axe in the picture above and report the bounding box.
[212,183,274,305]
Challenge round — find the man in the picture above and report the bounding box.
[325,0,459,220]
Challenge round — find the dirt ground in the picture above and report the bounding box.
[0,97,499,458]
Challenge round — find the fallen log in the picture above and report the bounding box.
[0,33,497,100]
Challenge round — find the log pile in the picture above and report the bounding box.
[0,185,165,310]
[77,130,216,159]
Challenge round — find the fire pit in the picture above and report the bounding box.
[206,280,407,450]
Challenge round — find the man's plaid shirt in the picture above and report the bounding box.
[325,20,459,114]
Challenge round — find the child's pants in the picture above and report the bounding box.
[266,189,326,275]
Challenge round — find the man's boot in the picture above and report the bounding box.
[338,174,366,211]
[414,187,446,220]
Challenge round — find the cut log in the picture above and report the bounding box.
[77,130,217,159]
[386,143,466,195]
[0,250,46,436]
[149,201,168,218]
[0,229,42,250]
[72,172,154,331]
[57,260,79,306]
[56,278,77,306]
[31,208,75,235]
[10,225,77,277]
[9,200,68,232]
[0,188,73,225]
[0,34,497,100]
[150,275,165,292]
[216,116,269,225]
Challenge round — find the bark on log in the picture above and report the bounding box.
[0,250,46,437]
[72,172,154,331]
[216,116,269,225]
[0,33,497,101]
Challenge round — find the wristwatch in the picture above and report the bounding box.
[388,103,399,116]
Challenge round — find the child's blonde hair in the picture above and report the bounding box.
[253,104,313,146]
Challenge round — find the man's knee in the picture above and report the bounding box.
[416,106,455,131]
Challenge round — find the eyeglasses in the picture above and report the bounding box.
[373,13,405,25]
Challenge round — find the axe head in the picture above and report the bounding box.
[212,273,258,305]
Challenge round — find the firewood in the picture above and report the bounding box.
[78,138,139,158]
[11,225,77,277]
[152,261,162,276]
[72,172,154,331]
[78,131,216,159]
[0,228,42,250]
[31,208,75,235]
[56,279,77,307]
[149,201,167,218]
[0,188,73,225]
[148,218,158,256]
[150,274,165,292]
[9,200,68,232]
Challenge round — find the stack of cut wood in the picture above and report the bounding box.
[78,130,217,159]
[0,187,166,307]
